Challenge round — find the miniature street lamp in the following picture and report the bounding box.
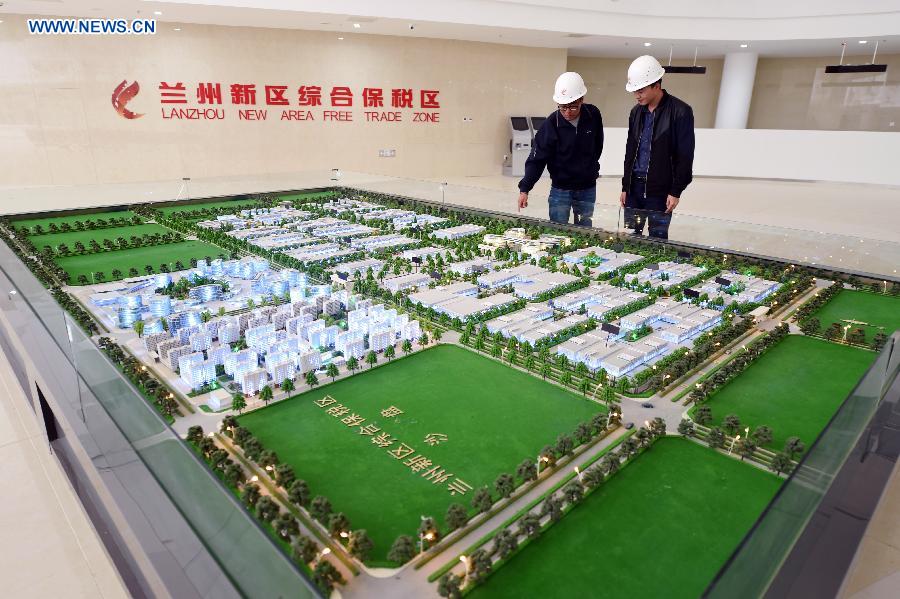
[574,466,583,483]
[842,324,851,342]
[313,547,331,566]
[460,555,470,586]
[339,531,349,539]
[729,434,740,455]
[250,475,258,482]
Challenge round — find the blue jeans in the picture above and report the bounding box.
[548,186,595,227]
[624,179,672,239]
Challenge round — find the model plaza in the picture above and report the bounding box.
[6,183,897,599]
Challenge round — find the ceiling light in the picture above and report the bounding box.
[174,28,181,31]
[643,42,652,47]
[338,37,344,40]
[154,11,162,16]
[740,44,749,48]
[353,23,361,29]
[858,40,868,44]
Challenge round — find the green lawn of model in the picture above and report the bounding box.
[27,223,173,251]
[810,290,900,342]
[699,335,874,450]
[237,345,603,560]
[471,438,781,599]
[58,240,227,283]
[13,210,138,233]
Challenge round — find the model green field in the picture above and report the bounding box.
[58,240,227,283]
[471,438,781,599]
[13,210,138,233]
[27,223,173,251]
[237,344,603,558]
[699,335,874,449]
[810,290,900,341]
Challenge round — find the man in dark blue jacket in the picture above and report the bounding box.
[619,55,695,239]
[518,72,604,227]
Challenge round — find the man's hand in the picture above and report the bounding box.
[665,195,680,213]
[518,192,529,210]
[619,191,627,208]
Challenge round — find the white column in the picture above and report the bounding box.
[714,52,758,129]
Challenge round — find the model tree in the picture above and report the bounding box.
[384,345,396,361]
[468,548,492,582]
[555,433,575,457]
[512,514,539,542]
[328,512,351,537]
[255,496,279,522]
[326,362,339,382]
[784,436,805,458]
[275,512,299,542]
[492,528,518,560]
[437,573,463,599]
[799,318,820,336]
[493,473,515,499]
[770,452,793,475]
[562,480,585,504]
[310,496,332,524]
[752,425,773,447]
[541,493,564,522]
[516,458,537,483]
[471,487,493,513]
[281,378,295,393]
[241,483,261,508]
[292,536,318,564]
[305,371,319,387]
[445,503,469,531]
[259,385,273,405]
[348,530,374,561]
[737,438,757,461]
[695,405,713,425]
[583,466,605,488]
[707,426,726,449]
[312,560,345,593]
[873,331,888,351]
[677,418,695,436]
[287,479,310,508]
[366,350,378,369]
[722,414,741,435]
[346,356,359,373]
[402,339,413,354]
[231,393,246,414]
[388,535,416,564]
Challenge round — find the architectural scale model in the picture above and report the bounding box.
[2,186,897,599]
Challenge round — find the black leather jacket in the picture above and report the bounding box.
[622,91,695,198]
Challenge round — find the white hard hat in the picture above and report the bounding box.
[553,72,587,104]
[625,55,665,92]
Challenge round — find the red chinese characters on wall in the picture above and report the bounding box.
[156,82,440,123]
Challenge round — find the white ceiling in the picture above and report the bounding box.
[2,0,898,59]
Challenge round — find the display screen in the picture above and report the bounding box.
[530,116,546,131]
[511,117,529,131]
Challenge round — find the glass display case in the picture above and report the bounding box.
[0,171,897,599]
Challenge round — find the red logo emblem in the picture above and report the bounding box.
[112,80,144,119]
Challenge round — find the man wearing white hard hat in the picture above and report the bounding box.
[620,55,695,239]
[518,72,604,226]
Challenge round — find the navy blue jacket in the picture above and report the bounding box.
[622,90,695,198]
[518,104,604,193]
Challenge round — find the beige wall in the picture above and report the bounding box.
[567,56,724,127]
[748,54,900,131]
[0,14,566,188]
[570,53,900,132]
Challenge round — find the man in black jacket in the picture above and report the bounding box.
[619,55,695,239]
[518,71,604,227]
